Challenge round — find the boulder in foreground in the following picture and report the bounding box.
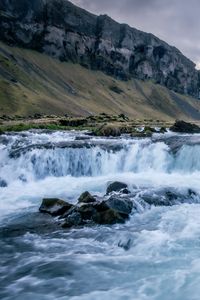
[78,191,96,203]
[106,181,128,194]
[39,192,133,228]
[62,211,82,228]
[92,208,125,225]
[105,196,133,216]
[39,198,73,217]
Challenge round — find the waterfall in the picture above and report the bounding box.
[0,131,200,184]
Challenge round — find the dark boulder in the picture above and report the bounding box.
[140,187,197,207]
[77,203,97,220]
[170,120,200,133]
[141,189,178,206]
[78,191,96,203]
[159,127,167,133]
[121,188,131,194]
[106,181,128,194]
[39,198,73,217]
[93,200,110,212]
[62,211,82,228]
[62,196,133,226]
[188,189,197,197]
[144,126,157,133]
[92,209,125,225]
[105,196,133,216]
[39,192,133,227]
[142,194,172,206]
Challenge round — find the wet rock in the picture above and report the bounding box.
[77,203,97,220]
[170,120,200,133]
[92,209,125,225]
[106,181,128,194]
[159,127,167,134]
[40,191,133,227]
[118,238,132,251]
[121,188,131,194]
[188,189,197,197]
[78,191,96,203]
[105,196,133,216]
[90,196,133,224]
[39,198,73,217]
[140,187,196,207]
[132,126,157,138]
[141,190,177,206]
[144,126,157,134]
[62,211,82,228]
[93,200,110,212]
[165,190,179,201]
[0,178,7,188]
[143,196,172,206]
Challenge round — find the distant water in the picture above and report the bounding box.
[1,130,200,300]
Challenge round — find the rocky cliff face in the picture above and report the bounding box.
[0,0,199,97]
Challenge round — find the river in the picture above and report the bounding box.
[1,130,200,300]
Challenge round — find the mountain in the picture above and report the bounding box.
[0,0,200,119]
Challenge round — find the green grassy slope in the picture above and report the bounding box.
[0,41,200,120]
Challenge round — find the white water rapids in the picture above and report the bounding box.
[1,130,200,300]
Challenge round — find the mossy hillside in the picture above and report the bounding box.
[0,42,200,120]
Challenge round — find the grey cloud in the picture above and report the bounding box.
[71,0,200,68]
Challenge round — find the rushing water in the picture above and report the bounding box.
[1,130,200,300]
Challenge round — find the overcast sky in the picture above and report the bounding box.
[71,0,200,69]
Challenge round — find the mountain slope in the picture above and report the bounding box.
[0,42,200,120]
[0,0,200,98]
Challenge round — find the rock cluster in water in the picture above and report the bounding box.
[39,182,133,227]
[39,179,199,229]
[0,0,200,97]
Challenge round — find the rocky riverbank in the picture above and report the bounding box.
[1,113,200,137]
[0,113,171,134]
